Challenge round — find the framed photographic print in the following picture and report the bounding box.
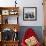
[2,10,9,15]
[23,7,37,21]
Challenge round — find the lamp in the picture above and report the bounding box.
[15,0,17,7]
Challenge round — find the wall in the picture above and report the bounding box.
[0,0,44,26]
[18,0,44,26]
[18,26,44,44]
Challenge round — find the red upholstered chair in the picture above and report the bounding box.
[21,28,41,46]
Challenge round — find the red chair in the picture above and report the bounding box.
[21,28,41,46]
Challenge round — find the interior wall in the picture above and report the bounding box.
[18,26,43,44]
[18,0,44,26]
[0,0,44,26]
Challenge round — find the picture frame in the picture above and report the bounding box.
[2,10,9,15]
[23,7,37,21]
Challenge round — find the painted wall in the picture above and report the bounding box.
[18,26,44,44]
[0,0,44,26]
[18,0,44,26]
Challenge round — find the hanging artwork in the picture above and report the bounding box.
[23,7,37,21]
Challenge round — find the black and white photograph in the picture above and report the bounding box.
[23,7,37,21]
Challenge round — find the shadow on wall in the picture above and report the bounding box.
[18,26,44,44]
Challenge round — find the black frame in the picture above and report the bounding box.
[23,7,37,21]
